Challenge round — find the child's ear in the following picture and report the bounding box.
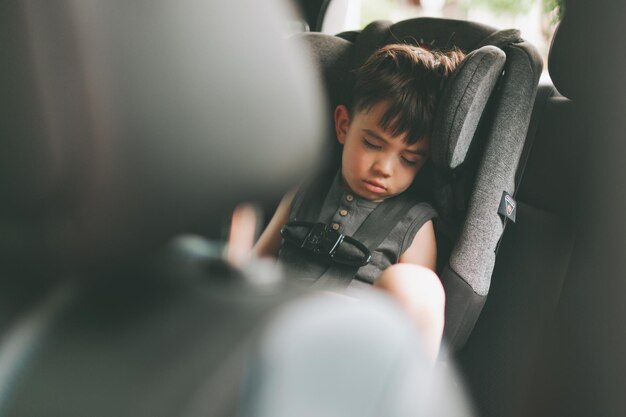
[334,105,350,145]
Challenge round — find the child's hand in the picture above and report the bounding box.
[226,203,257,268]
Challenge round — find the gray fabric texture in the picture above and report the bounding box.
[382,18,497,57]
[476,29,521,49]
[350,20,393,71]
[431,46,506,170]
[450,42,543,295]
[279,173,437,286]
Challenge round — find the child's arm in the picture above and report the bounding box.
[254,191,295,258]
[398,220,437,270]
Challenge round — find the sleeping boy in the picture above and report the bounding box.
[254,44,465,358]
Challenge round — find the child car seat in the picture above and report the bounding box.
[297,17,542,348]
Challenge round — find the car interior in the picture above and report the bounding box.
[2,0,626,416]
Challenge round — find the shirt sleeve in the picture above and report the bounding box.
[399,202,438,255]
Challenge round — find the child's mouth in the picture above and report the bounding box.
[363,179,386,193]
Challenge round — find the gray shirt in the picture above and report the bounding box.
[279,173,437,287]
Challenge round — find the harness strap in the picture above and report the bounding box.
[281,221,372,267]
[291,172,419,287]
[354,193,415,249]
[312,193,417,288]
[291,170,336,223]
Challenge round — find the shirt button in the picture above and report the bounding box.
[346,194,354,202]
[339,209,348,216]
[331,223,340,231]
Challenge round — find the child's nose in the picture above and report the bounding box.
[372,156,393,177]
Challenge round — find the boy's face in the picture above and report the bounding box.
[334,102,429,201]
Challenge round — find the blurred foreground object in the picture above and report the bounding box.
[0,0,323,415]
[0,0,474,416]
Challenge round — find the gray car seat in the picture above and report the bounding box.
[298,18,542,348]
[456,59,575,417]
[456,1,626,417]
[459,1,626,417]
[0,1,325,416]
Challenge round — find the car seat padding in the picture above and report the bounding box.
[432,45,505,170]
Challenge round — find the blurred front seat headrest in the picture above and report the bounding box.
[0,0,325,270]
[548,0,626,101]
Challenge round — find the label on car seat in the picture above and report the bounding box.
[498,191,516,223]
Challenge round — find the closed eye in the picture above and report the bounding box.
[363,138,382,150]
[401,156,419,166]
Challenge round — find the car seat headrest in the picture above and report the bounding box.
[1,0,325,269]
[431,46,506,170]
[548,15,586,100]
[548,1,625,101]
[299,19,506,173]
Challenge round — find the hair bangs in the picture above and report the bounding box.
[378,95,432,145]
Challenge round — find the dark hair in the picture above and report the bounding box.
[351,44,465,145]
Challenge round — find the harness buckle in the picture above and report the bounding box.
[281,221,371,267]
[301,222,345,257]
